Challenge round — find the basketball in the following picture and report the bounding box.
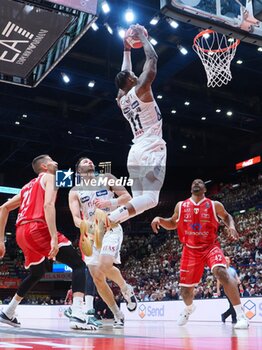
[125,26,148,49]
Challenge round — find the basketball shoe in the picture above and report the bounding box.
[70,309,98,330]
[234,313,249,329]
[121,284,137,312]
[64,306,102,328]
[177,304,196,326]
[0,311,21,327]
[113,312,125,329]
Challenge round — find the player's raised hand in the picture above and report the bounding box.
[130,24,147,39]
[151,216,161,234]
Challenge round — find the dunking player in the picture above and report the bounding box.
[68,157,137,328]
[94,24,166,239]
[151,179,249,329]
[0,155,96,330]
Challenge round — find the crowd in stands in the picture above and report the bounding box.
[0,173,261,307]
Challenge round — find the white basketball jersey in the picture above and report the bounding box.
[77,186,114,222]
[119,86,163,142]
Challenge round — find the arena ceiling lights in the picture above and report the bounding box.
[0,0,99,87]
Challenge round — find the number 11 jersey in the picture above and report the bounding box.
[119,86,163,143]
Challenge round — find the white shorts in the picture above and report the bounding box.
[127,136,166,182]
[84,225,123,266]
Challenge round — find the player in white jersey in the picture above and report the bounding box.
[94,24,166,237]
[68,157,137,328]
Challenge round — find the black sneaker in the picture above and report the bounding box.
[0,311,21,327]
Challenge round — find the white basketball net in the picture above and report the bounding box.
[193,30,240,88]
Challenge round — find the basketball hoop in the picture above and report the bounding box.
[193,29,240,88]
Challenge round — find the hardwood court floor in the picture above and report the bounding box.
[0,318,261,350]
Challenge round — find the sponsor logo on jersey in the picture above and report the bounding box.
[131,100,139,109]
[190,223,202,231]
[201,213,210,219]
[205,202,211,208]
[80,195,90,203]
[96,189,108,197]
[194,208,199,214]
[123,107,130,114]
[184,214,192,219]
[185,230,208,236]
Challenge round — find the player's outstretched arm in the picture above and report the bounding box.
[0,194,21,258]
[132,24,158,90]
[121,38,132,71]
[116,38,132,103]
[44,173,59,259]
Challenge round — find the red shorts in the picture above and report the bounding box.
[16,221,70,269]
[179,243,226,287]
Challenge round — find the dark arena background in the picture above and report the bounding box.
[0,1,262,349]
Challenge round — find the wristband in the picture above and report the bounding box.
[109,198,118,207]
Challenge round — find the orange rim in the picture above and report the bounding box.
[193,29,240,53]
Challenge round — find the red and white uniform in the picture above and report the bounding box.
[176,197,226,286]
[119,87,166,182]
[16,173,70,269]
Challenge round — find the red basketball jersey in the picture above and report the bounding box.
[176,197,219,247]
[16,173,47,225]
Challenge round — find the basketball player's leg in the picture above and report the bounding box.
[57,245,97,329]
[105,265,137,312]
[0,223,51,326]
[90,228,123,316]
[209,247,248,328]
[177,246,203,326]
[0,259,48,327]
[108,176,162,224]
[89,262,124,327]
[96,141,166,227]
[84,267,96,313]
[100,227,137,311]
[206,246,239,305]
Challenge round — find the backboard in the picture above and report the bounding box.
[160,0,262,46]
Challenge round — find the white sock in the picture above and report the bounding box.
[121,283,128,293]
[109,206,129,224]
[109,303,121,319]
[233,304,243,316]
[84,295,94,312]
[5,297,21,318]
[71,296,84,314]
[185,304,194,313]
